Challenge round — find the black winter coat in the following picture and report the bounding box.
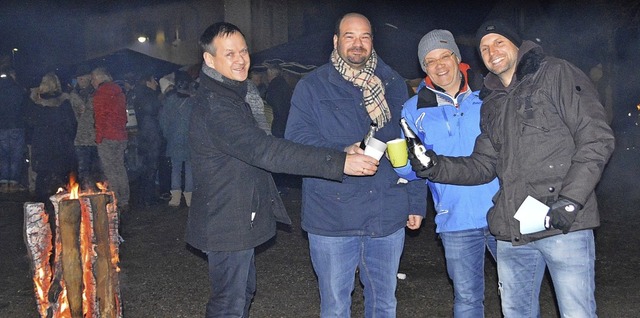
[133,85,162,157]
[0,76,25,129]
[26,92,77,175]
[186,70,347,252]
[265,75,292,138]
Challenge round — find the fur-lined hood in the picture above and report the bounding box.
[479,40,545,100]
[30,88,70,107]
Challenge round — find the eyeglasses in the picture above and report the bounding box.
[423,51,456,69]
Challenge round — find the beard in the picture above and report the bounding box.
[343,46,369,68]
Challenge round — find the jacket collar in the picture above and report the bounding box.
[198,69,248,101]
[416,63,481,109]
[327,56,393,89]
[480,40,545,99]
[30,90,69,107]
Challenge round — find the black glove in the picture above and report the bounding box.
[408,149,438,178]
[545,197,582,234]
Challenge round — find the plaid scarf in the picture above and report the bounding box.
[331,49,391,128]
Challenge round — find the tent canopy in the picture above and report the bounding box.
[251,25,485,80]
[50,48,182,87]
[251,26,425,79]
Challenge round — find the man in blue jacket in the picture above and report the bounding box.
[285,13,426,317]
[394,30,499,318]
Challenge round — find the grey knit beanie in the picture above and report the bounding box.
[417,29,461,72]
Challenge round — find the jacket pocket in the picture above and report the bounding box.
[518,95,551,136]
[525,174,564,206]
[318,98,363,140]
[486,188,507,237]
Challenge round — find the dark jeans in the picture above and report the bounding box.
[0,129,25,183]
[35,169,68,212]
[206,249,256,318]
[136,148,159,205]
[75,145,101,189]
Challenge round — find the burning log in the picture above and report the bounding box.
[24,182,122,318]
[24,202,57,317]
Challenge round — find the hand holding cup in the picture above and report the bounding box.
[363,137,387,161]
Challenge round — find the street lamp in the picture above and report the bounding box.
[137,36,147,43]
[11,48,18,64]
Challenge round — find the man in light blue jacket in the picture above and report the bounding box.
[394,29,499,318]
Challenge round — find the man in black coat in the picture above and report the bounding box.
[186,22,380,317]
[264,61,293,138]
[132,73,163,206]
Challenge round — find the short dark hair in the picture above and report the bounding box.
[199,22,245,55]
[334,12,372,38]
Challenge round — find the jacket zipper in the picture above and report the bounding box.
[522,121,550,132]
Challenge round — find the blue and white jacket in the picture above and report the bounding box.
[395,63,499,233]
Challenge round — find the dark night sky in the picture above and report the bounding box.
[1,0,638,100]
[0,0,501,84]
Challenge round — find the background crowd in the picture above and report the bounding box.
[0,57,294,213]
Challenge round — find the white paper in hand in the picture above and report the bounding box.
[514,196,550,234]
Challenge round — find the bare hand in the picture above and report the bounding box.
[344,142,364,155]
[406,214,423,230]
[344,153,379,176]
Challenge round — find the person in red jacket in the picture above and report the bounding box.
[91,67,130,211]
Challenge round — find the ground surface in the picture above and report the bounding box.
[1,148,639,318]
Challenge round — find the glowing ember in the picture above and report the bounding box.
[79,198,96,317]
[24,203,56,317]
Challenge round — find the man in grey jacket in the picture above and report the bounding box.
[409,20,614,317]
[186,22,379,318]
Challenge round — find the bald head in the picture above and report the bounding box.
[334,13,371,37]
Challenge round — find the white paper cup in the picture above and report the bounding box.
[364,137,387,160]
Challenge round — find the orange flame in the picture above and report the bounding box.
[68,173,79,200]
[96,181,108,193]
[57,287,71,317]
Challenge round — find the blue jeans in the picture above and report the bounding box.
[0,128,25,183]
[308,227,405,318]
[170,158,193,192]
[206,249,256,318]
[440,227,497,318]
[497,230,596,318]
